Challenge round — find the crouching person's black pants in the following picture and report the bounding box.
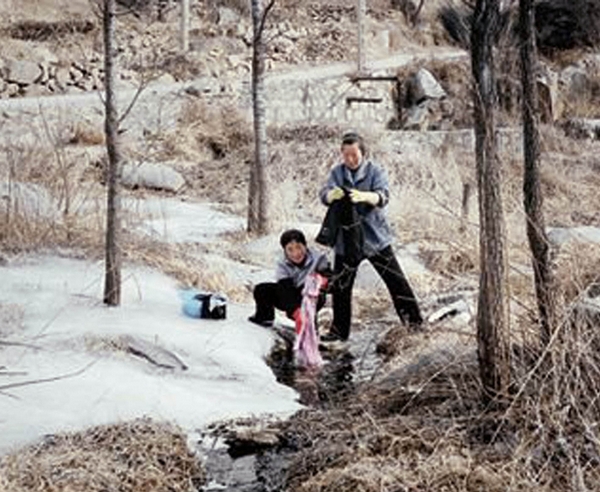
[253,279,326,322]
[331,245,423,340]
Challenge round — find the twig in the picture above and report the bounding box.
[117,75,150,127]
[0,341,42,349]
[254,0,276,45]
[0,360,98,392]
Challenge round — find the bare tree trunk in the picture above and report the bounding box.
[103,0,122,306]
[519,0,554,346]
[248,0,273,234]
[471,0,510,403]
[357,0,366,73]
[181,0,190,52]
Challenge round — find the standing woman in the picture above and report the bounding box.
[319,132,423,342]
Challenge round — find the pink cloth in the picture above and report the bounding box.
[294,273,326,368]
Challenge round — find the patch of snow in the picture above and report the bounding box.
[547,226,600,247]
[0,255,301,455]
[124,197,245,244]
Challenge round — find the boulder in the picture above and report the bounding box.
[5,83,20,97]
[560,65,592,99]
[427,299,472,324]
[406,68,446,105]
[184,76,222,96]
[39,62,51,85]
[402,102,430,131]
[29,46,59,65]
[562,118,600,140]
[572,295,600,328]
[5,59,42,85]
[69,65,84,85]
[0,182,58,219]
[218,7,241,27]
[121,162,186,193]
[55,66,72,90]
[154,72,176,85]
[121,335,187,371]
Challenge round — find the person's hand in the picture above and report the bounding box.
[349,189,380,206]
[326,187,345,204]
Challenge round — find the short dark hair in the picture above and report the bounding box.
[341,131,366,155]
[279,229,307,248]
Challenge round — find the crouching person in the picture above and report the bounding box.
[249,229,330,329]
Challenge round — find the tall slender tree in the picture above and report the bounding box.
[471,0,510,403]
[519,0,554,346]
[248,0,274,234]
[103,0,123,306]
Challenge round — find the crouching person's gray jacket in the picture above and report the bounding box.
[276,249,330,289]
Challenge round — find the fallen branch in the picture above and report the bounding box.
[0,340,43,349]
[0,360,98,392]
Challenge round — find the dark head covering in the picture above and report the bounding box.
[279,229,307,248]
[341,131,367,155]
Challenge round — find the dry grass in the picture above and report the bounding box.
[0,139,248,302]
[270,293,600,491]
[0,418,204,492]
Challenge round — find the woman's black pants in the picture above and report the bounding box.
[331,245,423,340]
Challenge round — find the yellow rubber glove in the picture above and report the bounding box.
[350,189,380,206]
[326,187,345,204]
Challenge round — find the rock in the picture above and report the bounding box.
[23,84,52,97]
[69,65,84,85]
[154,72,176,85]
[406,68,446,105]
[427,299,472,324]
[39,62,50,85]
[121,335,187,370]
[184,77,221,96]
[0,182,58,219]
[66,85,85,95]
[572,295,600,328]
[402,101,430,130]
[5,59,42,85]
[562,118,600,140]
[5,83,20,97]
[28,46,59,65]
[285,28,302,41]
[223,426,279,458]
[560,65,591,98]
[535,0,600,52]
[121,162,186,193]
[76,76,95,92]
[55,66,72,89]
[537,67,561,123]
[218,7,241,27]
[226,54,246,68]
[547,226,600,247]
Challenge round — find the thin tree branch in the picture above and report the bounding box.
[117,77,147,127]
[0,340,42,349]
[0,360,98,392]
[254,0,276,44]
